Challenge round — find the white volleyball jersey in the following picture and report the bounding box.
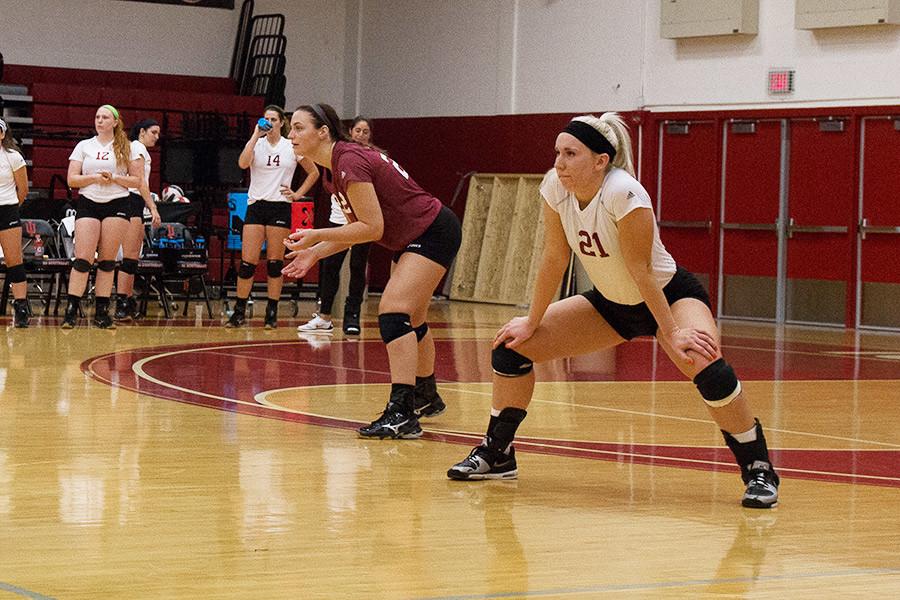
[0,149,26,206]
[69,137,137,202]
[247,137,298,203]
[541,167,676,305]
[128,140,151,194]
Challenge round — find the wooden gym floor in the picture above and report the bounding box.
[1,298,898,599]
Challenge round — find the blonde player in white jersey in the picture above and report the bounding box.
[0,118,30,327]
[447,113,780,509]
[226,105,319,329]
[113,118,162,322]
[64,105,143,329]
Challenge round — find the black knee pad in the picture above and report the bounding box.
[492,344,534,377]
[119,258,138,275]
[267,260,284,278]
[7,263,26,283]
[97,260,117,272]
[414,322,429,341]
[378,312,414,344]
[72,258,92,273]
[693,358,741,407]
[238,261,257,280]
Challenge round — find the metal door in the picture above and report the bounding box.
[657,120,719,299]
[785,118,856,326]
[719,120,787,321]
[857,116,900,330]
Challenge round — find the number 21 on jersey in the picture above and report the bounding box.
[578,230,609,257]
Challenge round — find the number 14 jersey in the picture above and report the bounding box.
[248,137,298,203]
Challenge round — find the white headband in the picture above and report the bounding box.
[0,118,7,134]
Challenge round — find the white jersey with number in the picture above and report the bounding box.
[69,136,138,202]
[247,137,298,203]
[0,148,26,206]
[128,140,151,194]
[541,167,676,305]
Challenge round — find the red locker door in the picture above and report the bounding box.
[720,120,784,320]
[656,120,719,301]
[786,118,856,326]
[858,116,900,329]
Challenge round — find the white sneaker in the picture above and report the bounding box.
[297,313,334,332]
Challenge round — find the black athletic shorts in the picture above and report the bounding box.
[581,266,712,340]
[126,192,145,220]
[75,196,130,221]
[245,200,291,228]
[0,204,21,231]
[392,205,461,270]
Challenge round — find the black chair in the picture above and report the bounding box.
[0,219,72,316]
[137,222,212,318]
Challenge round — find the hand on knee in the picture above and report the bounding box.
[492,344,534,377]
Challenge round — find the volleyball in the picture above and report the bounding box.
[161,185,185,203]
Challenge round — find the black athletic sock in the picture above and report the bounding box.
[95,296,110,315]
[722,419,777,483]
[389,383,415,413]
[486,407,527,453]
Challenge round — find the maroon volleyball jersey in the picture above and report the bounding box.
[330,141,442,251]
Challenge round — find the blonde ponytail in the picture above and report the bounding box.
[112,119,131,173]
[572,112,636,178]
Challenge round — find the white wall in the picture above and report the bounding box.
[513,0,645,113]
[353,0,518,118]
[1,0,240,77]
[250,0,349,114]
[348,0,900,117]
[4,0,898,116]
[644,0,900,110]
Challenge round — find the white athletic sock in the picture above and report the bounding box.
[731,423,759,444]
[490,407,501,417]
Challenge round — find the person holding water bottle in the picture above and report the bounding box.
[225,105,318,329]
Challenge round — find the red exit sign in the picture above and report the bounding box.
[768,69,795,95]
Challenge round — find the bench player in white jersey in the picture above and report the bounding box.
[226,105,319,329]
[114,118,162,322]
[447,112,780,509]
[65,105,143,329]
[0,118,30,327]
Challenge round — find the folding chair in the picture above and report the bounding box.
[19,219,72,315]
[139,222,212,318]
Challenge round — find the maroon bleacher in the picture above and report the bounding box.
[6,64,264,200]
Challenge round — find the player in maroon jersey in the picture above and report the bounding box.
[283,103,461,439]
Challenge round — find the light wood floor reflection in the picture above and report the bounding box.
[1,298,899,599]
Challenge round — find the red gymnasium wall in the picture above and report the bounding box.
[368,105,899,328]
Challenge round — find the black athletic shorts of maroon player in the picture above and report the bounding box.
[329,141,461,269]
[244,199,292,228]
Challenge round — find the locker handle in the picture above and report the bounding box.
[721,222,777,232]
[786,217,848,238]
[860,217,900,240]
[657,220,712,230]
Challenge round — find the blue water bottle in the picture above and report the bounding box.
[257,117,273,132]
